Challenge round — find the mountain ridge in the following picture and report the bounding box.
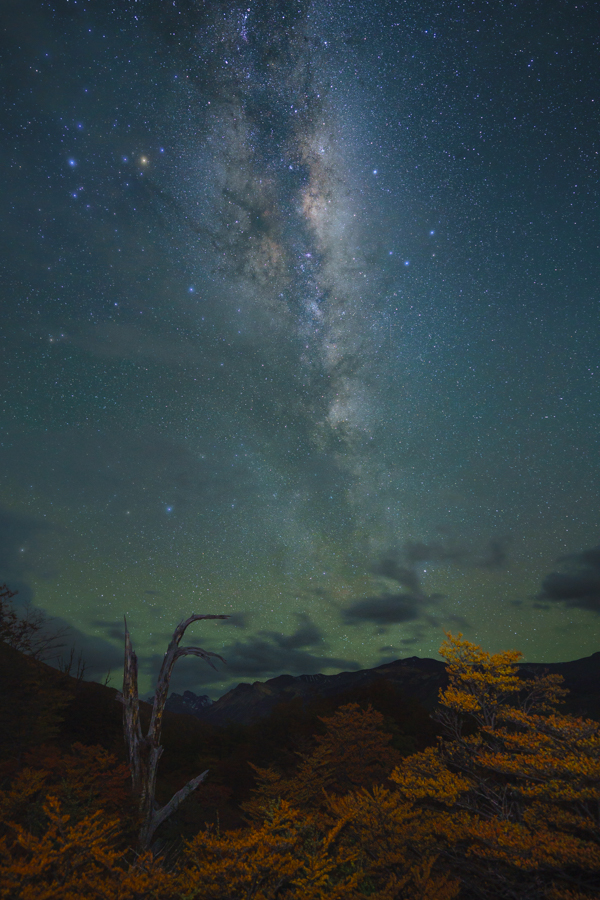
[166,650,600,726]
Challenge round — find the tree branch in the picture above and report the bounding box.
[143,769,209,845]
[121,612,229,849]
[148,615,229,748]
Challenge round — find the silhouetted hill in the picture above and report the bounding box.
[0,640,212,761]
[3,640,598,833]
[3,640,598,754]
[172,651,600,726]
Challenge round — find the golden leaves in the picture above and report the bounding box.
[180,800,360,900]
[0,795,171,900]
[391,747,472,806]
[1,634,599,898]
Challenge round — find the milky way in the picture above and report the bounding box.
[1,0,599,696]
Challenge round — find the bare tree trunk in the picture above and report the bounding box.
[117,613,228,849]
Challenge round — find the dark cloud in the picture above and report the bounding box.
[0,508,121,675]
[372,557,421,592]
[371,538,508,605]
[442,613,472,630]
[218,612,251,628]
[21,612,124,677]
[223,636,358,679]
[91,619,126,642]
[0,506,53,588]
[58,628,124,678]
[141,619,359,695]
[141,651,223,694]
[261,612,324,650]
[478,537,510,569]
[352,550,446,632]
[342,592,421,627]
[537,545,600,614]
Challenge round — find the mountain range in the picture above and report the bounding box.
[166,651,600,726]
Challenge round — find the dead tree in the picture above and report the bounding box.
[118,613,228,849]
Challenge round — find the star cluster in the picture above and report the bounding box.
[1,0,599,696]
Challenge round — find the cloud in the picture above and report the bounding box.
[54,623,124,678]
[537,545,600,614]
[403,536,509,570]
[218,612,251,629]
[260,612,324,650]
[90,619,127,642]
[403,541,465,566]
[0,508,123,677]
[342,592,421,626]
[349,550,447,633]
[0,506,53,590]
[478,537,510,569]
[370,537,509,617]
[375,644,401,665]
[443,613,471,630]
[140,617,359,695]
[8,610,124,677]
[223,636,359,679]
[308,586,332,598]
[372,557,421,592]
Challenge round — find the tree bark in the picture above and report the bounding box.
[117,613,228,849]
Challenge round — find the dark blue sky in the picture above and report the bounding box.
[1,0,599,697]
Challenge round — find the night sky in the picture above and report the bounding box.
[2,0,599,698]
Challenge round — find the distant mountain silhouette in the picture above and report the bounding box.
[164,690,213,717]
[169,651,600,726]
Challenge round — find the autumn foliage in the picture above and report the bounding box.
[0,744,173,900]
[0,634,599,899]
